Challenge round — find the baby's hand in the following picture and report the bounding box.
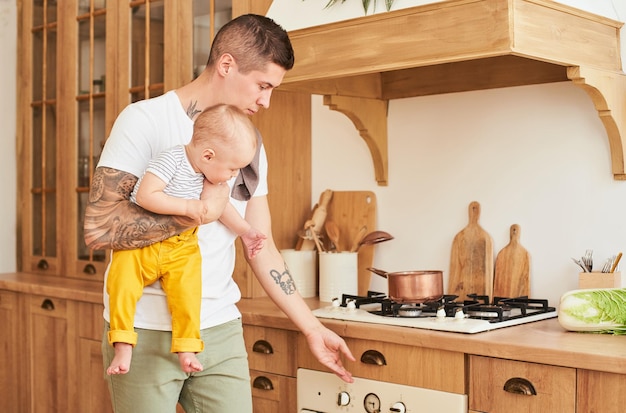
[240,227,267,259]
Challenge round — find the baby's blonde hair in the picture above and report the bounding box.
[191,104,257,155]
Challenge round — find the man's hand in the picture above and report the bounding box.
[304,325,355,383]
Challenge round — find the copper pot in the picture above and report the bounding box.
[367,267,443,303]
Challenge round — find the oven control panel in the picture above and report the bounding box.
[297,368,467,413]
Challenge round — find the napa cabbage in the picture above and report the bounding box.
[558,288,626,335]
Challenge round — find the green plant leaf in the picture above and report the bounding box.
[362,0,371,14]
[322,0,396,14]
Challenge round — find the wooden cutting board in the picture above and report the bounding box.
[448,201,494,299]
[493,224,530,298]
[322,191,377,296]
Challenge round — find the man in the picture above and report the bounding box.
[84,14,354,413]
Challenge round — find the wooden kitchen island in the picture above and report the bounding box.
[1,273,625,412]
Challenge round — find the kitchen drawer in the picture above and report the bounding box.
[249,369,296,413]
[297,335,465,394]
[243,325,297,376]
[27,294,68,318]
[469,355,576,413]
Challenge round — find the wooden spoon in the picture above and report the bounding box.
[349,226,369,252]
[325,220,341,252]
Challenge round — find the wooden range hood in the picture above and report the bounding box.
[279,0,626,185]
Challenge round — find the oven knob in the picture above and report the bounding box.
[390,401,406,413]
[364,393,381,413]
[337,391,350,406]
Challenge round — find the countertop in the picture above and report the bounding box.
[238,296,626,375]
[0,272,103,303]
[2,272,624,375]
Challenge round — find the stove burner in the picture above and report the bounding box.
[396,305,423,317]
[338,292,555,323]
[466,305,511,318]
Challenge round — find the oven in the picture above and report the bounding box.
[297,368,467,413]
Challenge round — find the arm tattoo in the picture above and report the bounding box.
[186,100,202,119]
[269,265,297,295]
[84,167,189,251]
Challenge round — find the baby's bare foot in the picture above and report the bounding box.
[107,342,133,375]
[179,352,203,373]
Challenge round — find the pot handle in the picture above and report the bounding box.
[366,267,389,278]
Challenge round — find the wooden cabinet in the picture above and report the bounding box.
[577,369,626,413]
[0,280,111,413]
[243,325,298,413]
[16,0,312,299]
[469,355,576,413]
[0,290,21,411]
[297,334,465,394]
[24,295,70,412]
[16,0,197,281]
[70,301,112,413]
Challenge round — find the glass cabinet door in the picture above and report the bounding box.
[18,0,223,279]
[192,0,231,78]
[74,0,108,279]
[128,0,165,102]
[26,0,59,274]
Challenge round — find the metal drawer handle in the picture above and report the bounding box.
[83,263,97,275]
[41,299,55,311]
[252,339,273,354]
[252,376,274,391]
[503,377,537,395]
[360,349,387,366]
[37,259,49,270]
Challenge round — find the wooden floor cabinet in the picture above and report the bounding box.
[0,290,21,411]
[24,295,71,412]
[243,325,298,412]
[0,285,110,413]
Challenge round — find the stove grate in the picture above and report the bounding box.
[339,292,555,323]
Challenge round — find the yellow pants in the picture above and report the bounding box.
[106,227,204,353]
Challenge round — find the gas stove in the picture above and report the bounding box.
[313,292,557,334]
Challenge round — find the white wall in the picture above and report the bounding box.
[0,0,17,273]
[304,1,626,306]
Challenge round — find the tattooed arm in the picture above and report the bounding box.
[84,167,194,251]
[242,195,355,383]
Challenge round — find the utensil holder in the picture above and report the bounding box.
[578,272,624,289]
[280,249,317,298]
[319,252,358,302]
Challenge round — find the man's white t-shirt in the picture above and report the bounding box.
[97,90,269,331]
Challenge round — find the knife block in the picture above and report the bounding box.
[578,272,623,289]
